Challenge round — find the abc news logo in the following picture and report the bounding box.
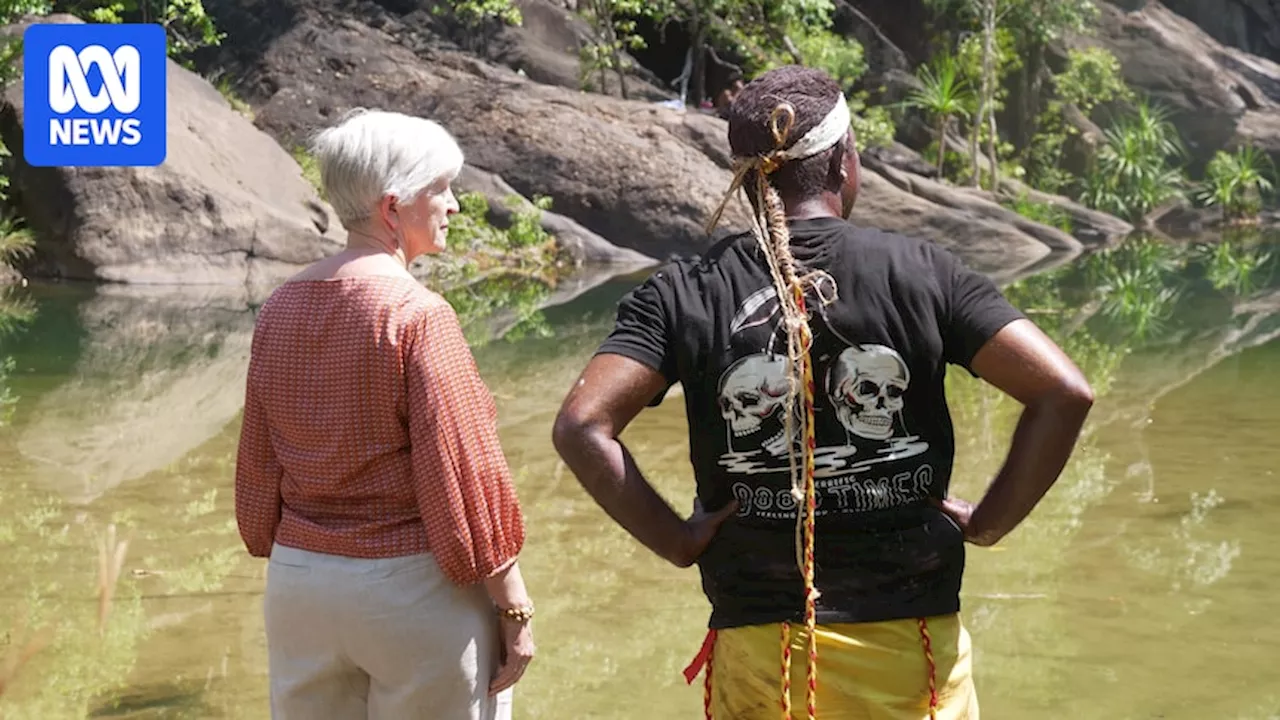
[48,44,143,147]
[24,23,167,167]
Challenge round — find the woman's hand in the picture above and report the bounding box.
[489,615,535,696]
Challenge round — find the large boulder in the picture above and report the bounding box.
[203,3,755,260]
[1062,1,1280,168]
[199,0,1104,278]
[1153,0,1280,62]
[453,165,655,268]
[0,14,345,288]
[463,0,673,101]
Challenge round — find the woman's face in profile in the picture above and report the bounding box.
[397,178,459,260]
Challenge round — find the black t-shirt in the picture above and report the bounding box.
[596,217,1025,629]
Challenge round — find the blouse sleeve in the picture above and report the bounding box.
[404,296,526,586]
[234,350,283,558]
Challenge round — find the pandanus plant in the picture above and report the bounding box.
[1081,99,1186,224]
[1195,144,1275,223]
[903,54,975,178]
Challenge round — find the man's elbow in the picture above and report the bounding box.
[1054,373,1095,415]
[551,406,592,462]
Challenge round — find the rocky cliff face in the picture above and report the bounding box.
[0,14,345,287]
[1058,1,1280,169]
[1156,0,1280,61]
[200,0,1115,275]
[0,0,1134,287]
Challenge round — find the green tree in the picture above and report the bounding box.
[1023,45,1130,193]
[962,0,1006,188]
[927,0,1099,151]
[999,0,1098,150]
[439,0,521,26]
[903,53,974,177]
[48,0,223,66]
[634,0,837,106]
[577,0,648,98]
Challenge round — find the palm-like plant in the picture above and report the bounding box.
[0,215,33,271]
[904,54,975,178]
[1081,99,1187,223]
[1195,145,1275,222]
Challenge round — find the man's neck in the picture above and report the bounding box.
[783,193,843,221]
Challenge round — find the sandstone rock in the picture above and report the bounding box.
[453,165,656,268]
[849,170,1064,283]
[844,0,932,64]
[1062,1,1280,168]
[481,0,672,101]
[1230,108,1280,161]
[1155,0,1280,62]
[0,14,345,286]
[862,144,1132,246]
[995,179,1137,245]
[1059,103,1104,178]
[205,4,753,260]
[204,0,1096,278]
[862,142,939,178]
[833,0,914,97]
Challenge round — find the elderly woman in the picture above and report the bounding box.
[234,108,534,720]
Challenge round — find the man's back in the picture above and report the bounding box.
[597,218,1025,628]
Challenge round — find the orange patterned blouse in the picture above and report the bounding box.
[233,275,525,586]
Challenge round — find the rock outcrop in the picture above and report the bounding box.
[453,165,655,268]
[0,15,345,288]
[197,0,1112,279]
[456,0,673,101]
[205,2,750,260]
[1155,0,1280,62]
[2,1,1140,287]
[1062,1,1280,168]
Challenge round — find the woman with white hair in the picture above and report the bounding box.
[234,108,534,720]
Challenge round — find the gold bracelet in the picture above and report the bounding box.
[498,603,534,623]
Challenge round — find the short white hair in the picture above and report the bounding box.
[308,108,464,225]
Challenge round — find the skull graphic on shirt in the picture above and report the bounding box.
[826,344,910,441]
[717,353,800,457]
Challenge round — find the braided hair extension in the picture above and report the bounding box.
[703,66,943,720]
[705,66,848,720]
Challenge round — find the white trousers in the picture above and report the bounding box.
[264,543,514,720]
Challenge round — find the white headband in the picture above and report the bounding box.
[767,93,851,165]
[704,93,852,235]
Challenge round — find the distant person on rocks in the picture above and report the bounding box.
[234,108,535,720]
[714,74,745,119]
[551,65,1094,718]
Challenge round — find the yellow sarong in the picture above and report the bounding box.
[690,614,978,719]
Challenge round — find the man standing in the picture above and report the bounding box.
[552,65,1094,718]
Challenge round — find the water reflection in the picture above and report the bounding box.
[0,234,1278,718]
[948,232,1280,718]
[7,285,256,505]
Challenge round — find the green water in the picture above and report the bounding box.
[1,234,1279,719]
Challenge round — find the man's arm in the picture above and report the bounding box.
[945,318,1095,545]
[552,353,735,568]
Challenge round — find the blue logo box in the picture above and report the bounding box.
[23,23,167,167]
